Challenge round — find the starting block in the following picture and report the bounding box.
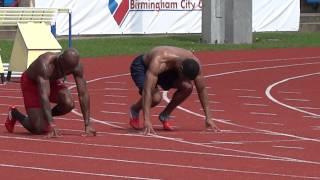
[7,22,62,81]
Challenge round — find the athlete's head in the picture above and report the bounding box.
[57,48,80,75]
[61,48,80,68]
[181,58,200,80]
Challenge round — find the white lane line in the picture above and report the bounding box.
[0,88,20,91]
[72,110,124,129]
[64,81,76,85]
[0,122,174,139]
[195,100,220,104]
[0,96,22,99]
[104,94,128,98]
[155,105,166,108]
[104,81,126,84]
[312,126,320,130]
[104,102,127,106]
[243,103,269,107]
[256,122,284,126]
[205,139,304,145]
[210,109,225,112]
[266,72,320,118]
[303,116,320,119]
[53,117,83,121]
[206,61,320,78]
[0,135,308,164]
[1,149,318,180]
[216,130,270,134]
[100,111,127,115]
[238,96,263,99]
[250,112,277,116]
[284,98,310,102]
[0,163,158,180]
[192,93,215,96]
[0,103,24,107]
[104,88,129,91]
[273,146,304,150]
[202,56,320,67]
[232,89,257,92]
[87,89,109,92]
[278,91,301,94]
[297,106,320,110]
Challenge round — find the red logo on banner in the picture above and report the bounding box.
[109,0,129,26]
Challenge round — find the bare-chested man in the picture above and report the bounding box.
[5,48,96,138]
[129,46,219,135]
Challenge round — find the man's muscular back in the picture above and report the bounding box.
[25,52,62,81]
[143,46,197,75]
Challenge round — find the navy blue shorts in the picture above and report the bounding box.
[130,55,178,95]
[130,55,146,95]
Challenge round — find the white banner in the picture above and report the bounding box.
[253,0,300,32]
[35,0,300,35]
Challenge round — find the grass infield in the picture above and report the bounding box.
[1,32,320,63]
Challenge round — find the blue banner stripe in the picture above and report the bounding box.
[108,0,119,14]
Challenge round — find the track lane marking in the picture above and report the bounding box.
[0,149,319,179]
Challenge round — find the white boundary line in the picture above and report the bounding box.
[284,98,310,102]
[0,135,306,163]
[297,107,320,110]
[278,91,301,94]
[250,112,277,116]
[104,102,127,106]
[0,149,318,179]
[232,89,257,92]
[206,139,303,145]
[205,62,320,78]
[265,72,320,118]
[243,103,269,107]
[238,96,263,99]
[0,163,158,180]
[256,122,284,126]
[0,95,22,99]
[202,56,320,67]
[273,146,304,150]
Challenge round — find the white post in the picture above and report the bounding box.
[225,0,252,44]
[202,0,225,44]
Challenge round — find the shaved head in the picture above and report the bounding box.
[57,48,80,76]
[61,48,80,69]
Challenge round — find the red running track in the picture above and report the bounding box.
[0,48,320,179]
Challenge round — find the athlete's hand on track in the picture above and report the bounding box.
[205,118,220,132]
[143,121,156,135]
[46,125,60,138]
[83,125,97,137]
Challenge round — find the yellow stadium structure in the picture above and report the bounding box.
[8,22,62,78]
